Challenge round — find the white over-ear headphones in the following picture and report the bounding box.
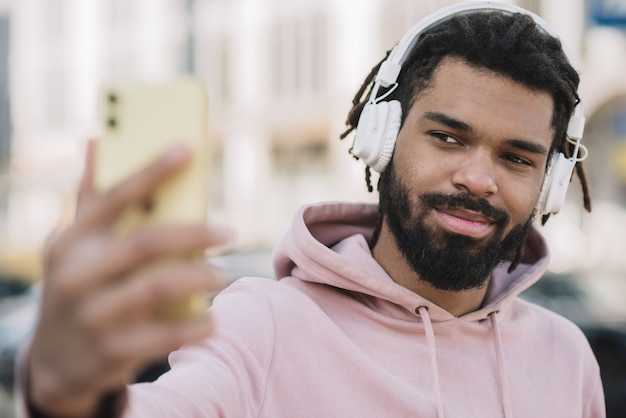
[352,0,588,215]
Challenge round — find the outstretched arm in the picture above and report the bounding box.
[24,142,231,417]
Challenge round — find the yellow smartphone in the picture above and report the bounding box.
[94,77,210,319]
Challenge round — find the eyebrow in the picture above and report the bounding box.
[423,111,473,133]
[504,138,549,156]
[421,111,549,156]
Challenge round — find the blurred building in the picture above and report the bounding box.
[1,0,626,281]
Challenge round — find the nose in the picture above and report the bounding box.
[451,150,498,197]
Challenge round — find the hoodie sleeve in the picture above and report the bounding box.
[124,277,277,417]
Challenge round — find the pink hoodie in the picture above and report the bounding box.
[20,202,606,417]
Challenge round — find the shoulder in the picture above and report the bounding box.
[211,277,330,326]
[510,298,598,363]
[512,297,588,338]
[507,298,603,387]
[215,276,313,308]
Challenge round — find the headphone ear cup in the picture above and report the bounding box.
[537,152,576,215]
[352,100,402,173]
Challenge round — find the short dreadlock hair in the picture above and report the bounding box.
[340,10,591,224]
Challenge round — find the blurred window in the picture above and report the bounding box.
[196,34,230,104]
[0,15,9,166]
[270,13,328,99]
[44,68,67,127]
[109,0,133,27]
[271,142,329,209]
[585,98,626,205]
[44,0,66,40]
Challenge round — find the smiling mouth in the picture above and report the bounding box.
[434,207,496,238]
[439,207,496,223]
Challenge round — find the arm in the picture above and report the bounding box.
[21,142,232,418]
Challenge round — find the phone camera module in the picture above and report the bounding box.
[107,92,118,104]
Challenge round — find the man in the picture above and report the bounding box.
[19,2,604,417]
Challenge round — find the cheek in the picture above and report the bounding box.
[396,151,452,191]
[501,180,542,225]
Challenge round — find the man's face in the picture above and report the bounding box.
[378,57,554,291]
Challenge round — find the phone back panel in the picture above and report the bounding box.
[95,78,209,234]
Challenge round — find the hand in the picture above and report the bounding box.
[27,142,232,417]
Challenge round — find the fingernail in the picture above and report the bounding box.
[164,144,190,166]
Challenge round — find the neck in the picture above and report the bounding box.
[372,224,489,317]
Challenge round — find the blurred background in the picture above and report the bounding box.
[0,0,626,416]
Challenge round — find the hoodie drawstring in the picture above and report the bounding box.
[416,306,445,418]
[416,308,514,418]
[489,312,513,418]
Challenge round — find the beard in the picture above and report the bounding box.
[378,160,534,291]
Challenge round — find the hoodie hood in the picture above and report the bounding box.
[273,201,550,322]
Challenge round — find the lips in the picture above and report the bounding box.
[438,207,496,224]
[434,207,496,238]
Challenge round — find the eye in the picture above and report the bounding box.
[430,132,460,145]
[502,153,533,167]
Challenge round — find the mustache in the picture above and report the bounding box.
[420,192,510,226]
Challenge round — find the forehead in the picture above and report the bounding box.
[409,57,554,148]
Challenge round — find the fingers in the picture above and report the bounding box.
[78,262,225,330]
[52,142,232,298]
[76,143,191,229]
[50,223,232,299]
[76,139,96,214]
